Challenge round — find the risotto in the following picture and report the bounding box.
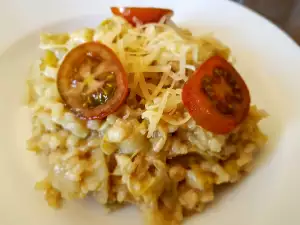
[26,7,267,225]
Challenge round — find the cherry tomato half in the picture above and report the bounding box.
[111,7,173,26]
[57,42,128,120]
[182,55,250,134]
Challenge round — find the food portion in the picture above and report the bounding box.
[111,7,173,26]
[26,8,267,225]
[57,42,128,120]
[182,55,250,134]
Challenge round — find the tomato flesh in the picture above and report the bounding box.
[111,7,173,26]
[57,42,128,120]
[182,56,250,134]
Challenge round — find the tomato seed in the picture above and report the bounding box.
[213,67,224,76]
[216,101,234,115]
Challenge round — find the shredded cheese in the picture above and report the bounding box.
[40,16,231,137]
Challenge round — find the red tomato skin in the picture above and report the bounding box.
[111,7,173,26]
[57,42,128,120]
[182,56,250,134]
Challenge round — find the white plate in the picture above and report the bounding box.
[1,0,300,225]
